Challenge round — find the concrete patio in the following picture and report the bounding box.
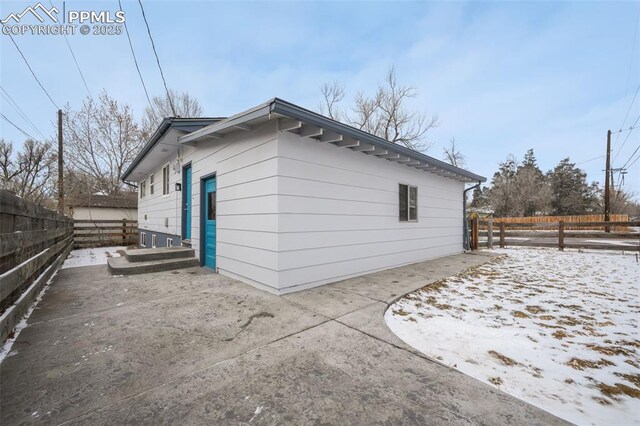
[0,252,567,425]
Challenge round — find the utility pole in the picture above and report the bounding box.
[604,129,611,232]
[57,109,64,214]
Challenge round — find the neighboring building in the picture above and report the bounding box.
[66,193,137,221]
[122,98,486,294]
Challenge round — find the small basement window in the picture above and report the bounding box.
[149,173,155,195]
[399,184,418,222]
[162,165,170,195]
[166,238,173,247]
[151,234,157,248]
[140,232,146,247]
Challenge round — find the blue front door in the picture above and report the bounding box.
[203,176,217,270]
[183,164,192,240]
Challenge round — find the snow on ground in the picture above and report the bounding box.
[61,246,125,269]
[385,248,640,426]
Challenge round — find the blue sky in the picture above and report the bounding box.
[1,1,639,196]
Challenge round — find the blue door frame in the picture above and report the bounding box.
[200,174,217,270]
[182,164,192,240]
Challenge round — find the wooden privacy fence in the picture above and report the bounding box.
[482,214,629,231]
[469,217,640,252]
[73,219,138,248]
[0,190,74,343]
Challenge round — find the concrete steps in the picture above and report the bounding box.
[108,247,198,275]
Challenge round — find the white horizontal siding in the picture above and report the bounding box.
[274,130,464,292]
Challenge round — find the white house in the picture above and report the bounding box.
[66,193,137,221]
[122,98,486,294]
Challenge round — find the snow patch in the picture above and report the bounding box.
[386,248,640,426]
[61,246,125,269]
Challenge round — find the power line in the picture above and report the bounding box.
[2,29,60,110]
[612,84,639,150]
[0,86,47,140]
[137,0,176,116]
[1,112,36,140]
[613,112,640,163]
[49,0,92,99]
[118,0,152,108]
[621,144,640,169]
[626,151,640,169]
[576,155,604,165]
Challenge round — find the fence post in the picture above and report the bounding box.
[558,221,564,251]
[487,219,493,249]
[122,219,126,246]
[499,222,505,248]
[471,217,479,251]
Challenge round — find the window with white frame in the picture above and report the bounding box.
[140,232,146,247]
[162,165,170,195]
[149,173,155,195]
[166,238,173,247]
[151,234,157,248]
[140,180,146,198]
[399,184,418,222]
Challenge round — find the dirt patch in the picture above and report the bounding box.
[552,330,569,340]
[525,305,546,315]
[488,350,520,366]
[587,344,632,357]
[488,376,503,386]
[566,357,616,370]
[615,373,640,388]
[597,382,640,400]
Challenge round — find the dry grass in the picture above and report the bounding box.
[488,350,520,366]
[488,376,503,386]
[597,382,640,400]
[566,357,616,370]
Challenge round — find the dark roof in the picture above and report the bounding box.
[67,193,138,209]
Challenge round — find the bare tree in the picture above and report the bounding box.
[318,67,439,151]
[443,138,466,168]
[141,89,203,140]
[0,138,56,204]
[63,91,143,195]
[318,81,345,120]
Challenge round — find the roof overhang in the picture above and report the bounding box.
[122,117,224,181]
[177,98,486,183]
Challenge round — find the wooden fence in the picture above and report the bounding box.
[0,190,74,343]
[73,219,138,248]
[469,217,640,252]
[482,214,629,231]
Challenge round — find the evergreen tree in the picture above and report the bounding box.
[514,149,550,216]
[547,158,599,215]
[488,155,518,217]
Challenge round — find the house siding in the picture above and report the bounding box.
[274,130,464,293]
[136,121,280,288]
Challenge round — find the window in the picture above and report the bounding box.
[399,184,418,222]
[162,165,170,195]
[140,232,146,247]
[149,174,155,195]
[140,180,146,198]
[207,192,216,220]
[166,238,173,247]
[151,234,157,248]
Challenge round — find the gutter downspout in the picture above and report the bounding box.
[463,182,481,251]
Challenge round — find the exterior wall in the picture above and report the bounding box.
[138,228,179,248]
[273,130,465,293]
[71,207,136,221]
[135,122,465,294]
[136,122,279,290]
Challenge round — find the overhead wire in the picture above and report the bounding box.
[0,86,48,140]
[2,29,60,110]
[118,0,153,108]
[137,0,176,116]
[1,112,36,140]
